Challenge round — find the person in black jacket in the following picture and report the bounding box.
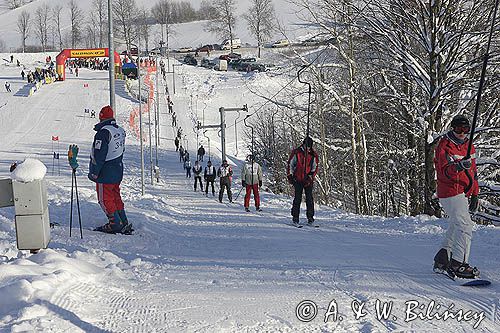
[197,145,205,162]
[204,160,216,196]
[193,160,203,191]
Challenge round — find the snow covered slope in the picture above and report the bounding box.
[0,53,499,332]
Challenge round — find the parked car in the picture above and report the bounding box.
[230,57,256,69]
[201,58,217,69]
[241,63,269,72]
[177,46,193,53]
[221,38,241,50]
[219,52,241,62]
[120,47,138,56]
[196,44,215,52]
[272,39,290,48]
[183,54,197,66]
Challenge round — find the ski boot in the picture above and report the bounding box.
[256,207,262,212]
[307,217,315,226]
[433,248,449,274]
[292,217,300,226]
[448,259,480,279]
[245,207,250,212]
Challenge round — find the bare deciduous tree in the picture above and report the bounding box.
[93,0,107,47]
[205,0,237,49]
[17,10,30,53]
[69,0,84,48]
[34,4,50,52]
[113,0,138,53]
[243,0,276,58]
[52,5,63,49]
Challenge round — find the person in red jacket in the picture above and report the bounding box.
[433,115,480,279]
[287,136,319,226]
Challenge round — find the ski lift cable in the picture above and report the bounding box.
[226,45,332,130]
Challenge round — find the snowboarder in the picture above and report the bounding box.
[287,136,319,226]
[5,82,11,92]
[204,160,216,196]
[217,160,233,203]
[174,136,180,151]
[185,159,192,178]
[433,115,480,279]
[193,160,203,191]
[179,145,185,162]
[197,145,206,162]
[241,155,263,212]
[88,106,131,234]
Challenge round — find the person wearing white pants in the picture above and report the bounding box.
[433,115,480,279]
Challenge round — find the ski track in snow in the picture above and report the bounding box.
[0,53,499,332]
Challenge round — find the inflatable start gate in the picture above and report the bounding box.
[55,48,122,81]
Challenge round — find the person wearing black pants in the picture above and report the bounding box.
[291,183,314,221]
[193,161,203,191]
[287,137,319,225]
[204,160,216,196]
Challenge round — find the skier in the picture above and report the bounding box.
[21,70,25,80]
[184,151,190,163]
[88,106,131,234]
[433,115,480,279]
[217,160,233,203]
[287,136,319,226]
[179,145,185,162]
[197,145,205,162]
[75,67,79,77]
[241,154,263,212]
[174,136,180,151]
[5,82,11,92]
[193,160,203,191]
[204,160,216,196]
[184,159,192,178]
[168,100,173,113]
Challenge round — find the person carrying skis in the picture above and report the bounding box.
[217,160,233,203]
[241,154,263,212]
[287,136,319,226]
[174,137,179,151]
[193,160,203,191]
[88,106,132,234]
[433,115,480,279]
[204,160,216,196]
[184,159,192,178]
[197,145,205,162]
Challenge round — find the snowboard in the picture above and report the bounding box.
[434,269,491,287]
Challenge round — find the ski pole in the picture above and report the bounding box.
[69,168,74,237]
[73,170,83,239]
[234,186,245,201]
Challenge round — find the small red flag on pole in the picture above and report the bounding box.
[52,136,59,141]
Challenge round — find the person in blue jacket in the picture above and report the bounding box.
[88,105,132,234]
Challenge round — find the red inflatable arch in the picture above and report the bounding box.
[56,48,121,81]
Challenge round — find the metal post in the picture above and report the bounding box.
[148,86,153,185]
[107,0,115,111]
[136,43,145,195]
[220,107,226,161]
[155,56,160,165]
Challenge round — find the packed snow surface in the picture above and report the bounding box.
[0,53,499,332]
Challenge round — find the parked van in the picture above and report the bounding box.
[221,38,241,50]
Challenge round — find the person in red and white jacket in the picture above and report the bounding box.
[433,115,480,279]
[287,136,319,225]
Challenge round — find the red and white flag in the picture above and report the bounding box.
[52,136,59,141]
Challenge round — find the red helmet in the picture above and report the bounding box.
[99,105,114,121]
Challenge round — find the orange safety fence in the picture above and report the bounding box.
[129,66,158,142]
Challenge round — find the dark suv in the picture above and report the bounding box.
[183,54,197,66]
